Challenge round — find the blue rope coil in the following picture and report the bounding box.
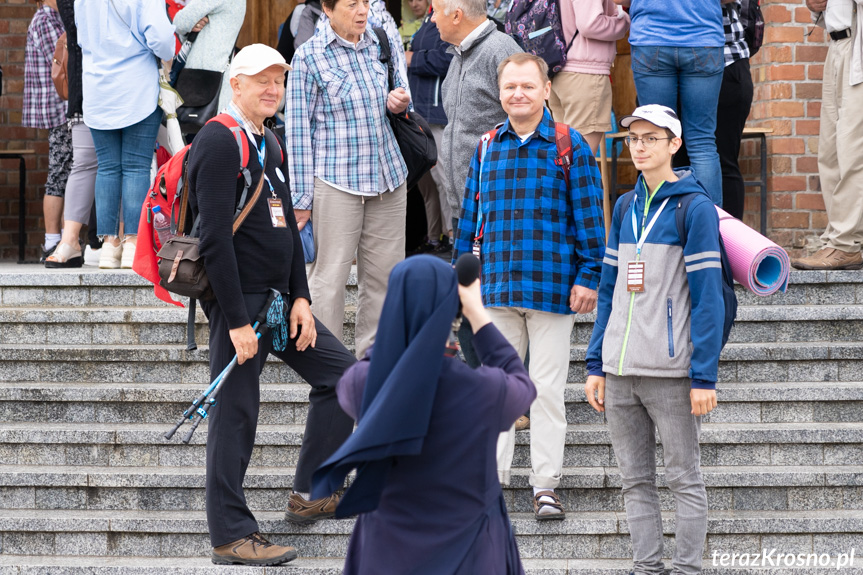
[267,291,289,352]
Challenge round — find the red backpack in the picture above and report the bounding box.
[133,113,252,308]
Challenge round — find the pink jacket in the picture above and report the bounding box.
[559,0,630,75]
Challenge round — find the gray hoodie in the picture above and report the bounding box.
[440,22,521,216]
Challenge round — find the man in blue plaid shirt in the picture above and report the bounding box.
[453,53,605,520]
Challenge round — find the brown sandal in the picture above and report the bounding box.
[533,490,565,520]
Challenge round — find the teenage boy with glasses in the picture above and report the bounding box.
[585,104,724,575]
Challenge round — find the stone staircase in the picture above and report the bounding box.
[0,265,862,574]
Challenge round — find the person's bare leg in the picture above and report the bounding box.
[582,132,604,158]
[44,195,64,234]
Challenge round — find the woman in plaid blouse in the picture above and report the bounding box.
[22,0,72,263]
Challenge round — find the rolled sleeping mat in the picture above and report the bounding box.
[717,206,790,296]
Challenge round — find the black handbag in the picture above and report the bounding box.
[175,68,224,134]
[372,28,437,190]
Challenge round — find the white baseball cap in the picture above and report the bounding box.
[619,104,682,138]
[229,44,292,79]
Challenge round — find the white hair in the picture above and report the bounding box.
[439,0,486,20]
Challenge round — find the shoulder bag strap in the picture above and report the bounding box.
[373,27,396,92]
[231,168,266,234]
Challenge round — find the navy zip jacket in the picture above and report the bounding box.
[407,14,452,126]
[585,170,724,389]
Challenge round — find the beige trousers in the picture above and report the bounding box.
[308,178,407,358]
[488,306,574,489]
[819,36,863,253]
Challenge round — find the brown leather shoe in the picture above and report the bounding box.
[211,532,298,566]
[285,491,339,524]
[515,415,530,431]
[791,247,863,270]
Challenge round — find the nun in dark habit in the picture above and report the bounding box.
[312,255,536,574]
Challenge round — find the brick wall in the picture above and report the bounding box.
[743,0,828,257]
[0,0,49,262]
[0,0,833,261]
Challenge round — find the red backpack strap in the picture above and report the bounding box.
[209,113,251,171]
[553,122,573,190]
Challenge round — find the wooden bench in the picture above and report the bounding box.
[601,127,774,235]
[0,149,35,263]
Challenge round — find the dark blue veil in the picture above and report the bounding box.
[311,256,460,516]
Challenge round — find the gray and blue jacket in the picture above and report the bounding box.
[585,170,724,390]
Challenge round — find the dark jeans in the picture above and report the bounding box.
[202,292,356,547]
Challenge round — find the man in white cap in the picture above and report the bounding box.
[184,44,356,566]
[584,104,723,575]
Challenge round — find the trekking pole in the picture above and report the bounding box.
[164,359,235,440]
[168,291,279,443]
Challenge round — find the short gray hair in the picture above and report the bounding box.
[439,0,486,20]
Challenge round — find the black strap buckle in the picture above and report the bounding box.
[830,28,852,41]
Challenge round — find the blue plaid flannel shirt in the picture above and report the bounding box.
[453,110,606,315]
[286,25,408,210]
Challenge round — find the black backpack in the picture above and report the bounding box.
[675,193,738,348]
[739,0,764,57]
[504,0,578,77]
[616,191,737,349]
[275,0,323,64]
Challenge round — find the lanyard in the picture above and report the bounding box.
[630,181,669,258]
[474,133,493,240]
[229,106,276,198]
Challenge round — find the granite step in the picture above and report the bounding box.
[0,464,859,515]
[0,508,860,560]
[5,303,863,347]
[4,341,863,385]
[0,421,860,469]
[0,267,358,309]
[1,381,861,426]
[1,556,862,575]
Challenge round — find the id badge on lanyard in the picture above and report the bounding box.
[627,191,669,293]
[241,123,283,228]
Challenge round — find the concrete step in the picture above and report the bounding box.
[1,555,862,575]
[1,381,861,426]
[0,464,859,515]
[4,341,863,385]
[0,421,860,469]
[0,508,860,560]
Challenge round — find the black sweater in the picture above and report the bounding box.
[186,121,311,329]
[56,0,83,119]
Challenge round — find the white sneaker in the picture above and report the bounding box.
[83,245,101,266]
[120,240,136,269]
[99,242,122,269]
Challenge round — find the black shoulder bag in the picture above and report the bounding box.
[372,27,437,190]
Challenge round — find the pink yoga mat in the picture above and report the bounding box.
[717,206,789,296]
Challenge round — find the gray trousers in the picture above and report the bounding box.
[605,374,707,575]
[63,122,98,225]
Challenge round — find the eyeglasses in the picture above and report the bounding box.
[624,135,672,148]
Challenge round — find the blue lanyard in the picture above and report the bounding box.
[474,133,494,239]
[228,105,274,196]
[630,181,669,258]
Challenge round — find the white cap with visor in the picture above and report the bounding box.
[619,104,682,138]
[229,43,292,79]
